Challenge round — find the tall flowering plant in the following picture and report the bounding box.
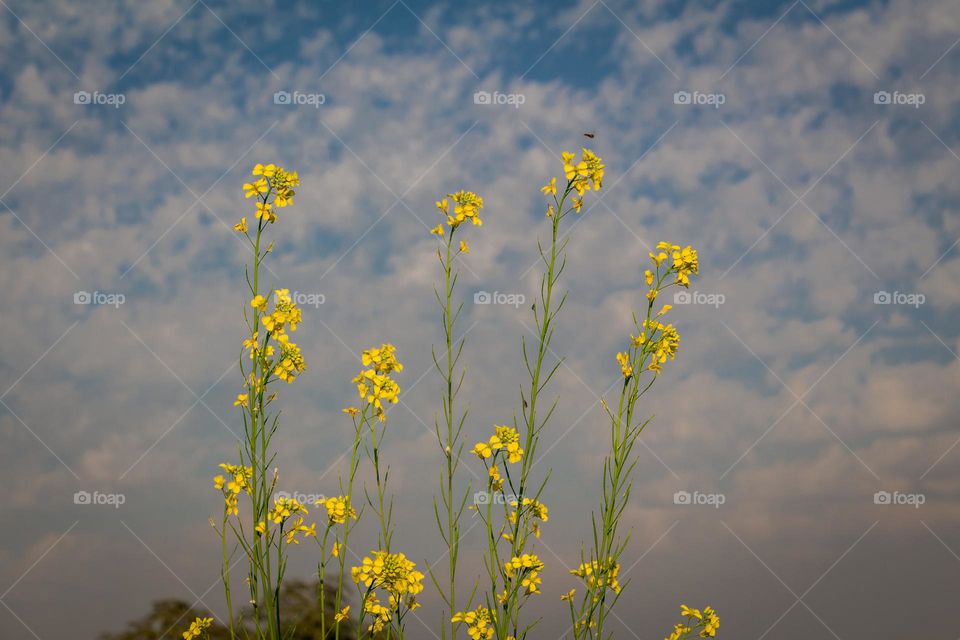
[565,242,705,639]
[428,191,485,640]
[211,163,313,640]
[452,149,606,640]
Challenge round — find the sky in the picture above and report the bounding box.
[0,0,958,638]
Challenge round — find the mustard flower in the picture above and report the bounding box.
[541,177,557,196]
[493,425,523,463]
[616,352,633,379]
[504,553,544,594]
[351,550,425,607]
[452,606,495,640]
[182,616,213,640]
[445,190,484,228]
[243,177,267,199]
[571,558,622,595]
[317,495,357,525]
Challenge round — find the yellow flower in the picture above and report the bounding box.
[182,616,214,640]
[252,163,276,178]
[268,495,308,524]
[541,177,557,196]
[212,475,225,490]
[243,177,267,199]
[351,550,425,597]
[546,204,555,218]
[343,406,359,416]
[572,197,583,213]
[472,440,493,459]
[561,588,576,601]
[452,606,495,639]
[274,338,306,383]
[317,495,357,525]
[234,393,248,407]
[562,151,588,181]
[616,352,633,378]
[571,558,622,594]
[446,190,484,228]
[256,201,275,223]
[334,606,350,623]
[581,147,605,190]
[360,343,404,374]
[504,554,544,594]
[645,269,654,286]
[250,295,267,312]
[493,425,523,463]
[672,245,699,287]
[459,240,470,253]
[488,465,503,491]
[430,224,444,236]
[233,217,248,233]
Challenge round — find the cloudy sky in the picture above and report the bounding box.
[1,0,958,638]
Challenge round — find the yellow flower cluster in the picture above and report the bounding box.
[472,425,524,464]
[268,495,308,524]
[570,558,622,595]
[213,463,252,516]
[262,289,302,333]
[646,321,680,372]
[504,553,544,594]
[245,289,307,386]
[361,343,403,374]
[351,550,425,632]
[261,495,315,544]
[562,148,605,195]
[433,190,484,233]
[649,242,699,290]
[353,343,403,422]
[316,495,357,525]
[362,594,393,634]
[352,550,424,596]
[275,335,306,383]
[182,616,213,640]
[451,606,495,640]
[509,497,550,538]
[666,605,720,639]
[240,163,299,225]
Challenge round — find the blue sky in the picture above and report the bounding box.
[1,0,959,638]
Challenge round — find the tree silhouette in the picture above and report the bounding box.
[99,580,360,640]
